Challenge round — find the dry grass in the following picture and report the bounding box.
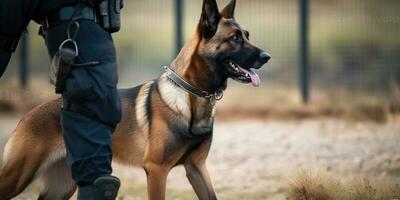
[287,170,400,200]
[346,104,388,123]
[217,84,394,123]
[389,76,400,114]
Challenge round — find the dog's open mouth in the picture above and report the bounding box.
[225,61,261,87]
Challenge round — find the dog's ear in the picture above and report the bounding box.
[200,0,221,39]
[221,0,236,19]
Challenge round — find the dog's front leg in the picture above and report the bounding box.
[185,162,217,200]
[184,138,217,200]
[144,162,170,200]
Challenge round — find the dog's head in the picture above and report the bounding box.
[196,0,271,87]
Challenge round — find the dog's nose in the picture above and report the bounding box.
[259,52,271,64]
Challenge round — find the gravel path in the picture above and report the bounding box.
[1,117,399,200]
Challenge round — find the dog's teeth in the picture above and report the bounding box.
[229,62,240,72]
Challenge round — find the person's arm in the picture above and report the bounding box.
[0,0,39,78]
[0,36,19,78]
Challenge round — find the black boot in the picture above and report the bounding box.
[78,175,121,200]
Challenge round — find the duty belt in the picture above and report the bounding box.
[42,5,99,31]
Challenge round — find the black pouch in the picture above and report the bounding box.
[51,47,76,94]
[50,21,101,94]
[98,0,123,33]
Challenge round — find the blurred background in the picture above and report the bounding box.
[1,0,400,199]
[2,0,400,120]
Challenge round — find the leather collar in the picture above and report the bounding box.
[164,66,224,101]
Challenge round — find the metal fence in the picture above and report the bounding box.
[5,0,400,105]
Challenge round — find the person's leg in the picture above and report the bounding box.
[60,109,114,184]
[45,20,122,198]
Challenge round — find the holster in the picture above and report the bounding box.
[98,0,123,33]
[52,48,76,94]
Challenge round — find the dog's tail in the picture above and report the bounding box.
[0,129,47,200]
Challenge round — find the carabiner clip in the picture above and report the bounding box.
[67,21,80,40]
[58,38,79,57]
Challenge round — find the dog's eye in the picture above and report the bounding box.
[231,35,242,42]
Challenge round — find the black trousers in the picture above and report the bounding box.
[45,20,122,185]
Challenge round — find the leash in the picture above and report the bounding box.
[164,66,224,102]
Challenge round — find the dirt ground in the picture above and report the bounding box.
[1,116,400,200]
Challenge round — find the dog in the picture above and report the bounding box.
[0,0,270,199]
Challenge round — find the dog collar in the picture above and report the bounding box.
[164,66,224,101]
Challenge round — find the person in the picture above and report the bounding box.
[0,0,123,199]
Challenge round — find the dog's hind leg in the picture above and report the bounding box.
[38,158,77,200]
[0,132,48,200]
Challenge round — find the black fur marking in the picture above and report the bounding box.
[163,116,211,164]
[201,0,221,39]
[118,85,143,107]
[189,109,214,137]
[146,81,157,129]
[175,138,205,166]
[163,128,210,166]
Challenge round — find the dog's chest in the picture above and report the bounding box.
[158,76,216,137]
[164,120,213,165]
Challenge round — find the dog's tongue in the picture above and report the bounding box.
[239,67,261,87]
[248,69,261,87]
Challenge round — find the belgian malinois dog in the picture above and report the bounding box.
[0,0,270,199]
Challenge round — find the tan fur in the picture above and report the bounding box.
[38,159,76,200]
[135,81,154,134]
